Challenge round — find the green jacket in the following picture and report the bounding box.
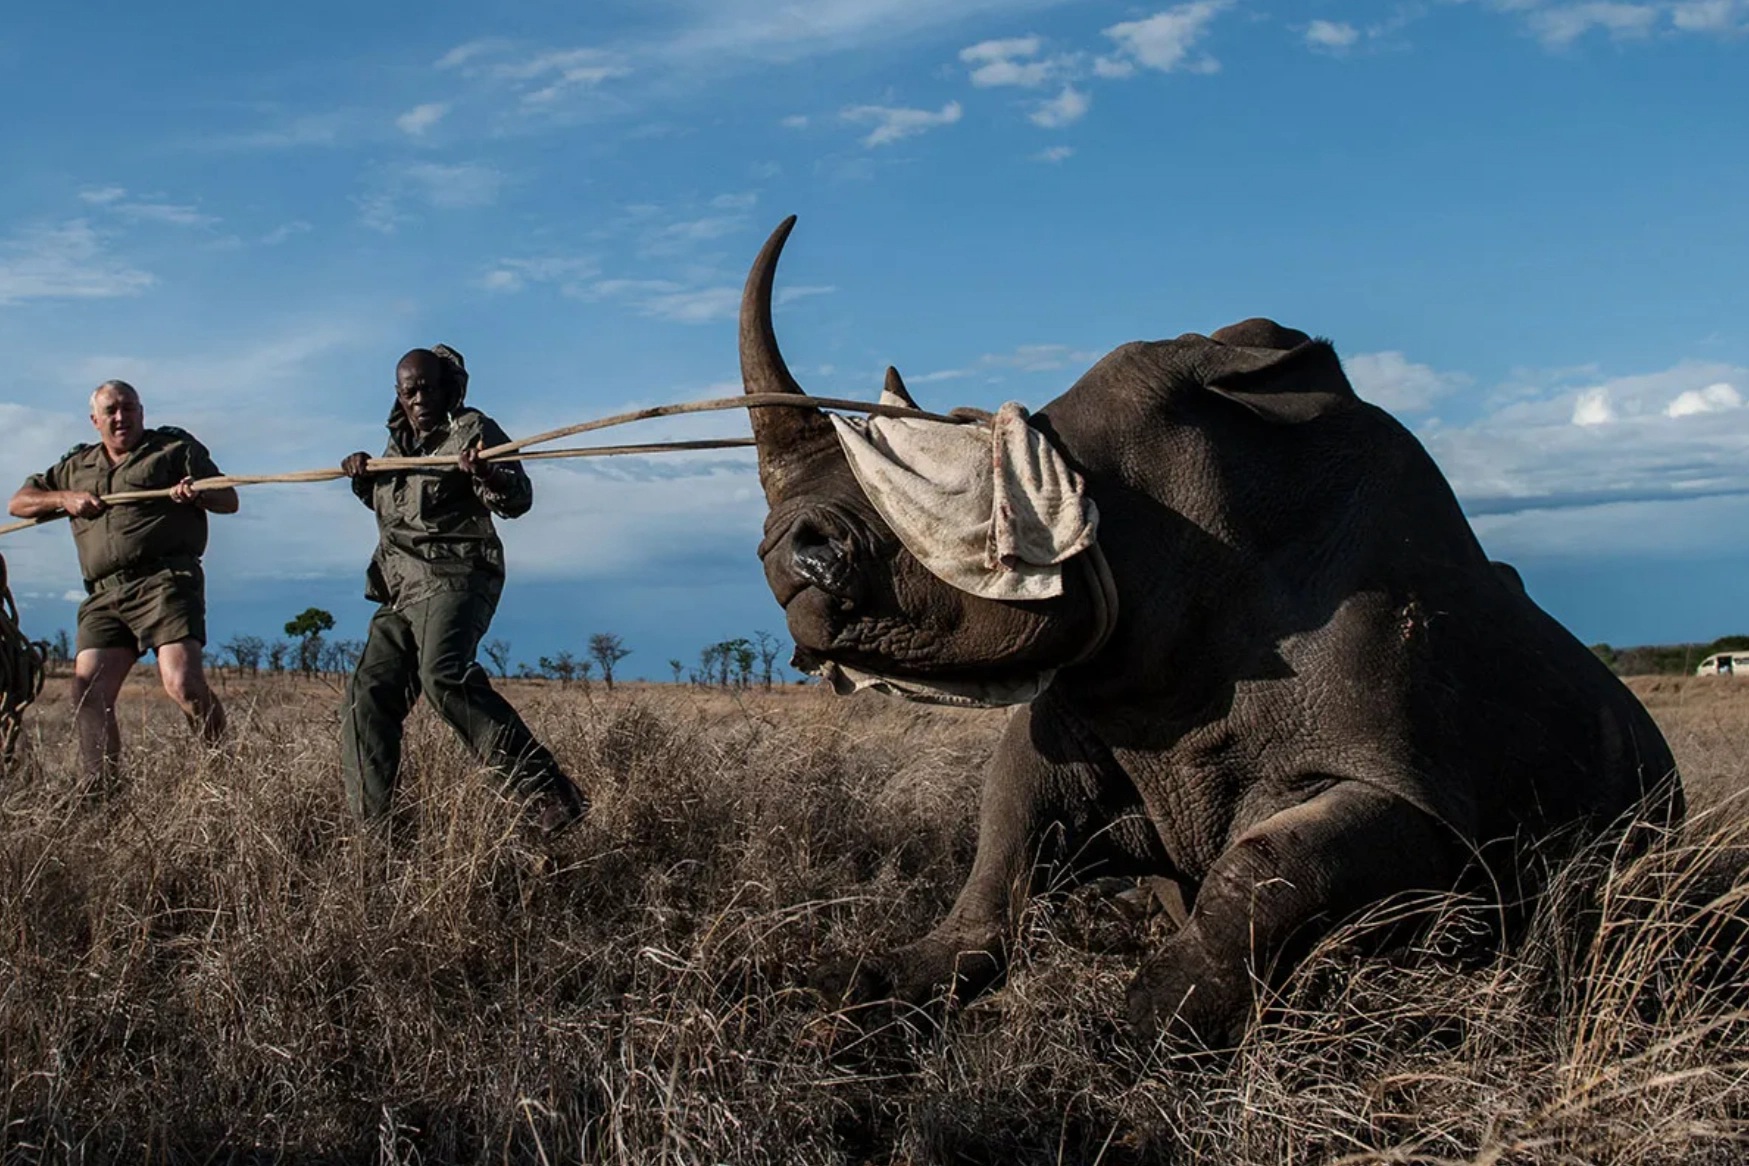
[353,406,532,609]
[22,427,221,587]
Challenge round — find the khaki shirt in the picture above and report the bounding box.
[353,407,532,609]
[23,427,222,587]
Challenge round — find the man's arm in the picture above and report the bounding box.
[169,479,239,513]
[461,417,533,519]
[8,472,104,520]
[173,433,239,514]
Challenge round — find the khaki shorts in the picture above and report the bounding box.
[77,562,207,656]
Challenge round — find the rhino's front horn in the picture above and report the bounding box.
[740,215,840,505]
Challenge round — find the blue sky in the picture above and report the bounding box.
[1,0,1745,676]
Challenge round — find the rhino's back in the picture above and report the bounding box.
[1037,336,1680,855]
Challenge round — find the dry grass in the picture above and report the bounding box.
[1,673,1746,1164]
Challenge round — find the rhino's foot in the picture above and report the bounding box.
[810,937,1005,1016]
[1124,947,1253,1055]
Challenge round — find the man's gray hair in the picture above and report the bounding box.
[90,379,140,413]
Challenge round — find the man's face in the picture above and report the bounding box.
[395,356,451,437]
[90,386,145,454]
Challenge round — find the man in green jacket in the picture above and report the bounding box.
[340,345,586,833]
[7,379,238,781]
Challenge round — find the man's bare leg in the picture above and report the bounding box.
[156,639,226,743]
[71,648,135,782]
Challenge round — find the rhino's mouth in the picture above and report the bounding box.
[811,658,1057,709]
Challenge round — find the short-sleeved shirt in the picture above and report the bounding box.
[352,407,532,610]
[22,427,222,586]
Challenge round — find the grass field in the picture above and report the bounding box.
[2,672,1746,1164]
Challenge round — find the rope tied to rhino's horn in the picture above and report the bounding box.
[0,393,979,539]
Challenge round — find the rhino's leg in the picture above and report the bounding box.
[816,700,1166,1011]
[1125,781,1459,1050]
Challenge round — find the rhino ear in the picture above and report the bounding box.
[881,366,919,409]
[1203,339,1357,425]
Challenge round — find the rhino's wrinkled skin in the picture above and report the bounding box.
[742,217,1682,1048]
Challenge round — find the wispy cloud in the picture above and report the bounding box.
[1305,20,1362,52]
[0,221,155,305]
[1033,145,1075,163]
[395,102,449,136]
[197,112,354,151]
[434,40,632,117]
[79,186,218,228]
[1460,0,1749,47]
[260,221,313,246]
[960,35,1056,86]
[1030,84,1090,127]
[479,255,600,294]
[841,100,963,147]
[652,0,1080,65]
[1345,350,1471,414]
[357,161,506,232]
[1098,0,1233,77]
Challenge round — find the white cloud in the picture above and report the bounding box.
[1420,360,1749,532]
[360,161,505,231]
[406,162,504,208]
[396,102,449,135]
[983,343,1100,372]
[781,114,810,128]
[260,221,312,246]
[198,113,352,151]
[1666,382,1742,417]
[1672,0,1749,31]
[1571,386,1615,425]
[479,255,600,294]
[840,100,963,147]
[1305,20,1362,50]
[0,221,155,305]
[1033,145,1075,163]
[960,35,1056,86]
[1030,85,1090,128]
[1464,0,1748,46]
[1345,351,1470,414]
[1529,2,1660,46]
[435,41,631,112]
[1101,1,1232,75]
[77,187,218,228]
[653,0,1079,66]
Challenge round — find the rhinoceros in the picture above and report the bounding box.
[740,216,1681,1047]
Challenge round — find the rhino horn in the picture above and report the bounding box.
[740,215,840,504]
[881,366,919,409]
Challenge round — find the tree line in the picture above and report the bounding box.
[131,611,797,690]
[1589,634,1749,677]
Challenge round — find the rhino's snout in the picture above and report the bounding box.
[788,515,857,601]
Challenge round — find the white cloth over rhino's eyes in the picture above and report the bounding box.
[829,393,1099,601]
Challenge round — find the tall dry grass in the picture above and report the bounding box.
[1,673,1746,1164]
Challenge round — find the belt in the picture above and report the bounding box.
[86,555,199,596]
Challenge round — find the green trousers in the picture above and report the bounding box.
[341,590,573,819]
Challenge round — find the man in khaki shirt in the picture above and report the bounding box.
[8,380,238,781]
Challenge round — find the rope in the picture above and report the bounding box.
[0,553,47,762]
[0,394,969,540]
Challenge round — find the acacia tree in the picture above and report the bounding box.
[538,651,580,686]
[731,640,755,688]
[483,639,512,679]
[266,640,290,673]
[588,632,630,691]
[752,630,783,689]
[222,634,265,676]
[668,658,684,684]
[284,608,335,675]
